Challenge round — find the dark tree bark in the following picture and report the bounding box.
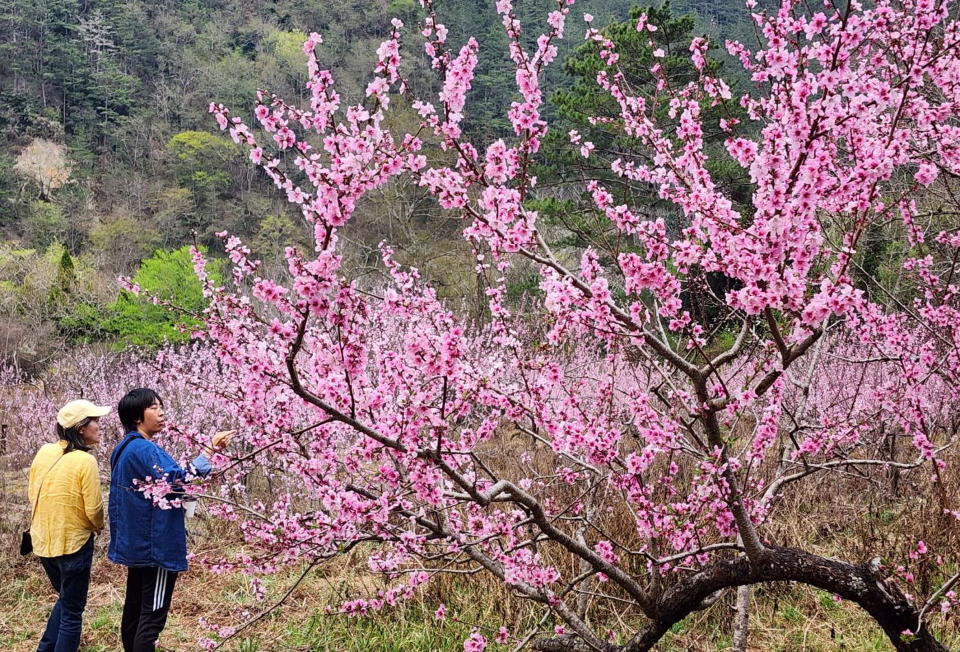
[533,546,947,652]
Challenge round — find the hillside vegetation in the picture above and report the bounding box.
[0,0,754,367]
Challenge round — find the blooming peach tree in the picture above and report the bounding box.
[192,0,960,648]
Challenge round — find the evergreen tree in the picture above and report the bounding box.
[536,4,750,324]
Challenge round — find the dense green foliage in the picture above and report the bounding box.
[60,246,224,348]
[107,246,223,347]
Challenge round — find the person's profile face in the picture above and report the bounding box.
[137,400,165,436]
[80,417,101,446]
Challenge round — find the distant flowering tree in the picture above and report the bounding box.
[195,0,960,649]
[13,138,72,200]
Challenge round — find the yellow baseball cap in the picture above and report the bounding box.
[57,399,111,429]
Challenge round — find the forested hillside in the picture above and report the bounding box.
[0,0,752,367]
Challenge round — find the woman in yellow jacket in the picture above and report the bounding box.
[27,399,110,652]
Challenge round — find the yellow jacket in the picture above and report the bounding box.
[27,441,105,557]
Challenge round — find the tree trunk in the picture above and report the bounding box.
[627,547,945,651]
[533,546,947,652]
[732,584,751,652]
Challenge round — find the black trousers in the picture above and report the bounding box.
[120,566,178,652]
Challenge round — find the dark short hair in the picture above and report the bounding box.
[118,388,163,433]
[57,418,94,453]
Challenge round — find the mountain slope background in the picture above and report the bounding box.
[0,0,754,365]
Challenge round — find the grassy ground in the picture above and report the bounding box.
[3,465,960,651]
[6,547,958,651]
[0,543,523,652]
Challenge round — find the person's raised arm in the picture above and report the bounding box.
[192,430,236,475]
[149,430,236,482]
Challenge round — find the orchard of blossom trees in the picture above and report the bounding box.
[108,0,960,648]
[0,345,239,469]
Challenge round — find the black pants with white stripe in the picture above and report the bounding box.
[121,566,178,652]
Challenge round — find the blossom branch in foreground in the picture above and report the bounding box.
[196,0,960,649]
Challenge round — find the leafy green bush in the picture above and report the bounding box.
[60,246,223,348]
[109,246,223,347]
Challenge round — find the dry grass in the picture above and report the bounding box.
[0,538,525,651]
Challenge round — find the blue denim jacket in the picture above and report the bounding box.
[108,432,210,571]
